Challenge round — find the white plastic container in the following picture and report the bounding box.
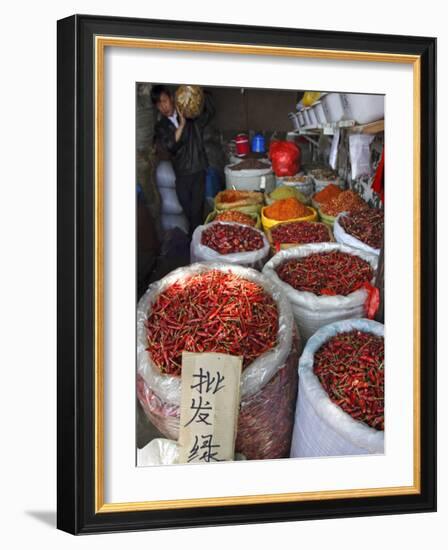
[306,107,318,128]
[322,93,346,123]
[310,107,319,128]
[297,111,306,128]
[313,101,328,125]
[341,93,385,124]
[288,112,301,130]
[224,162,275,193]
[302,109,312,127]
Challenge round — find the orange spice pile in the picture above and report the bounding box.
[313,184,342,205]
[321,190,369,217]
[264,197,311,221]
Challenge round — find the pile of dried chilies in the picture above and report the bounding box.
[313,183,342,205]
[276,251,373,296]
[340,209,384,249]
[271,221,331,246]
[321,190,369,217]
[201,223,264,254]
[313,330,384,430]
[215,210,256,226]
[146,270,279,376]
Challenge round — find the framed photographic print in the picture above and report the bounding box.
[57,14,436,534]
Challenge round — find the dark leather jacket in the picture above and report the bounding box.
[154,93,215,176]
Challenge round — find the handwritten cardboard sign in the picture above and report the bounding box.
[178,352,242,464]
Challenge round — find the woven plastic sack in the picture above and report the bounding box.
[137,438,180,466]
[290,319,384,457]
[137,263,300,460]
[159,186,183,215]
[262,243,378,340]
[156,160,176,189]
[160,213,189,234]
[175,85,204,119]
[275,175,314,198]
[215,190,264,212]
[333,212,381,255]
[137,438,248,466]
[190,222,270,269]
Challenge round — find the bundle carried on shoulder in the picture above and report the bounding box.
[137,263,301,460]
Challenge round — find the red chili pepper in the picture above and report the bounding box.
[201,223,264,255]
[340,209,384,249]
[146,270,279,376]
[271,221,332,246]
[276,251,374,296]
[313,330,384,430]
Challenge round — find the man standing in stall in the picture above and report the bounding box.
[152,84,215,235]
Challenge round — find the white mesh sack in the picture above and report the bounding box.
[290,318,384,458]
[262,243,378,340]
[333,212,381,256]
[190,222,270,270]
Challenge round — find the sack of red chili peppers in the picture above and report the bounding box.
[262,243,378,340]
[333,209,384,256]
[190,222,270,270]
[290,318,384,457]
[136,262,301,460]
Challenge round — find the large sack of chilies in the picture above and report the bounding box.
[137,263,300,460]
[262,242,378,340]
[333,209,383,256]
[290,319,384,457]
[190,222,270,270]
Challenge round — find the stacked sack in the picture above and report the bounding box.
[156,160,189,234]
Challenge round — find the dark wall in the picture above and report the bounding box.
[207,86,297,134]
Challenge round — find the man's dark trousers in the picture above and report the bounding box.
[175,170,206,234]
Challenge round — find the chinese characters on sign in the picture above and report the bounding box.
[178,352,243,464]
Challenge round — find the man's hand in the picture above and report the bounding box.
[175,109,186,143]
[177,108,186,128]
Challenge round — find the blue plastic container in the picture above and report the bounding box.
[205,167,222,198]
[251,133,266,153]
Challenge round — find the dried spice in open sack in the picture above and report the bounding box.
[214,210,256,226]
[146,270,279,376]
[271,221,331,247]
[201,223,264,254]
[264,197,311,221]
[321,190,369,217]
[313,330,384,430]
[339,208,384,249]
[275,251,374,296]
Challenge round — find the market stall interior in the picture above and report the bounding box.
[136,83,385,465]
